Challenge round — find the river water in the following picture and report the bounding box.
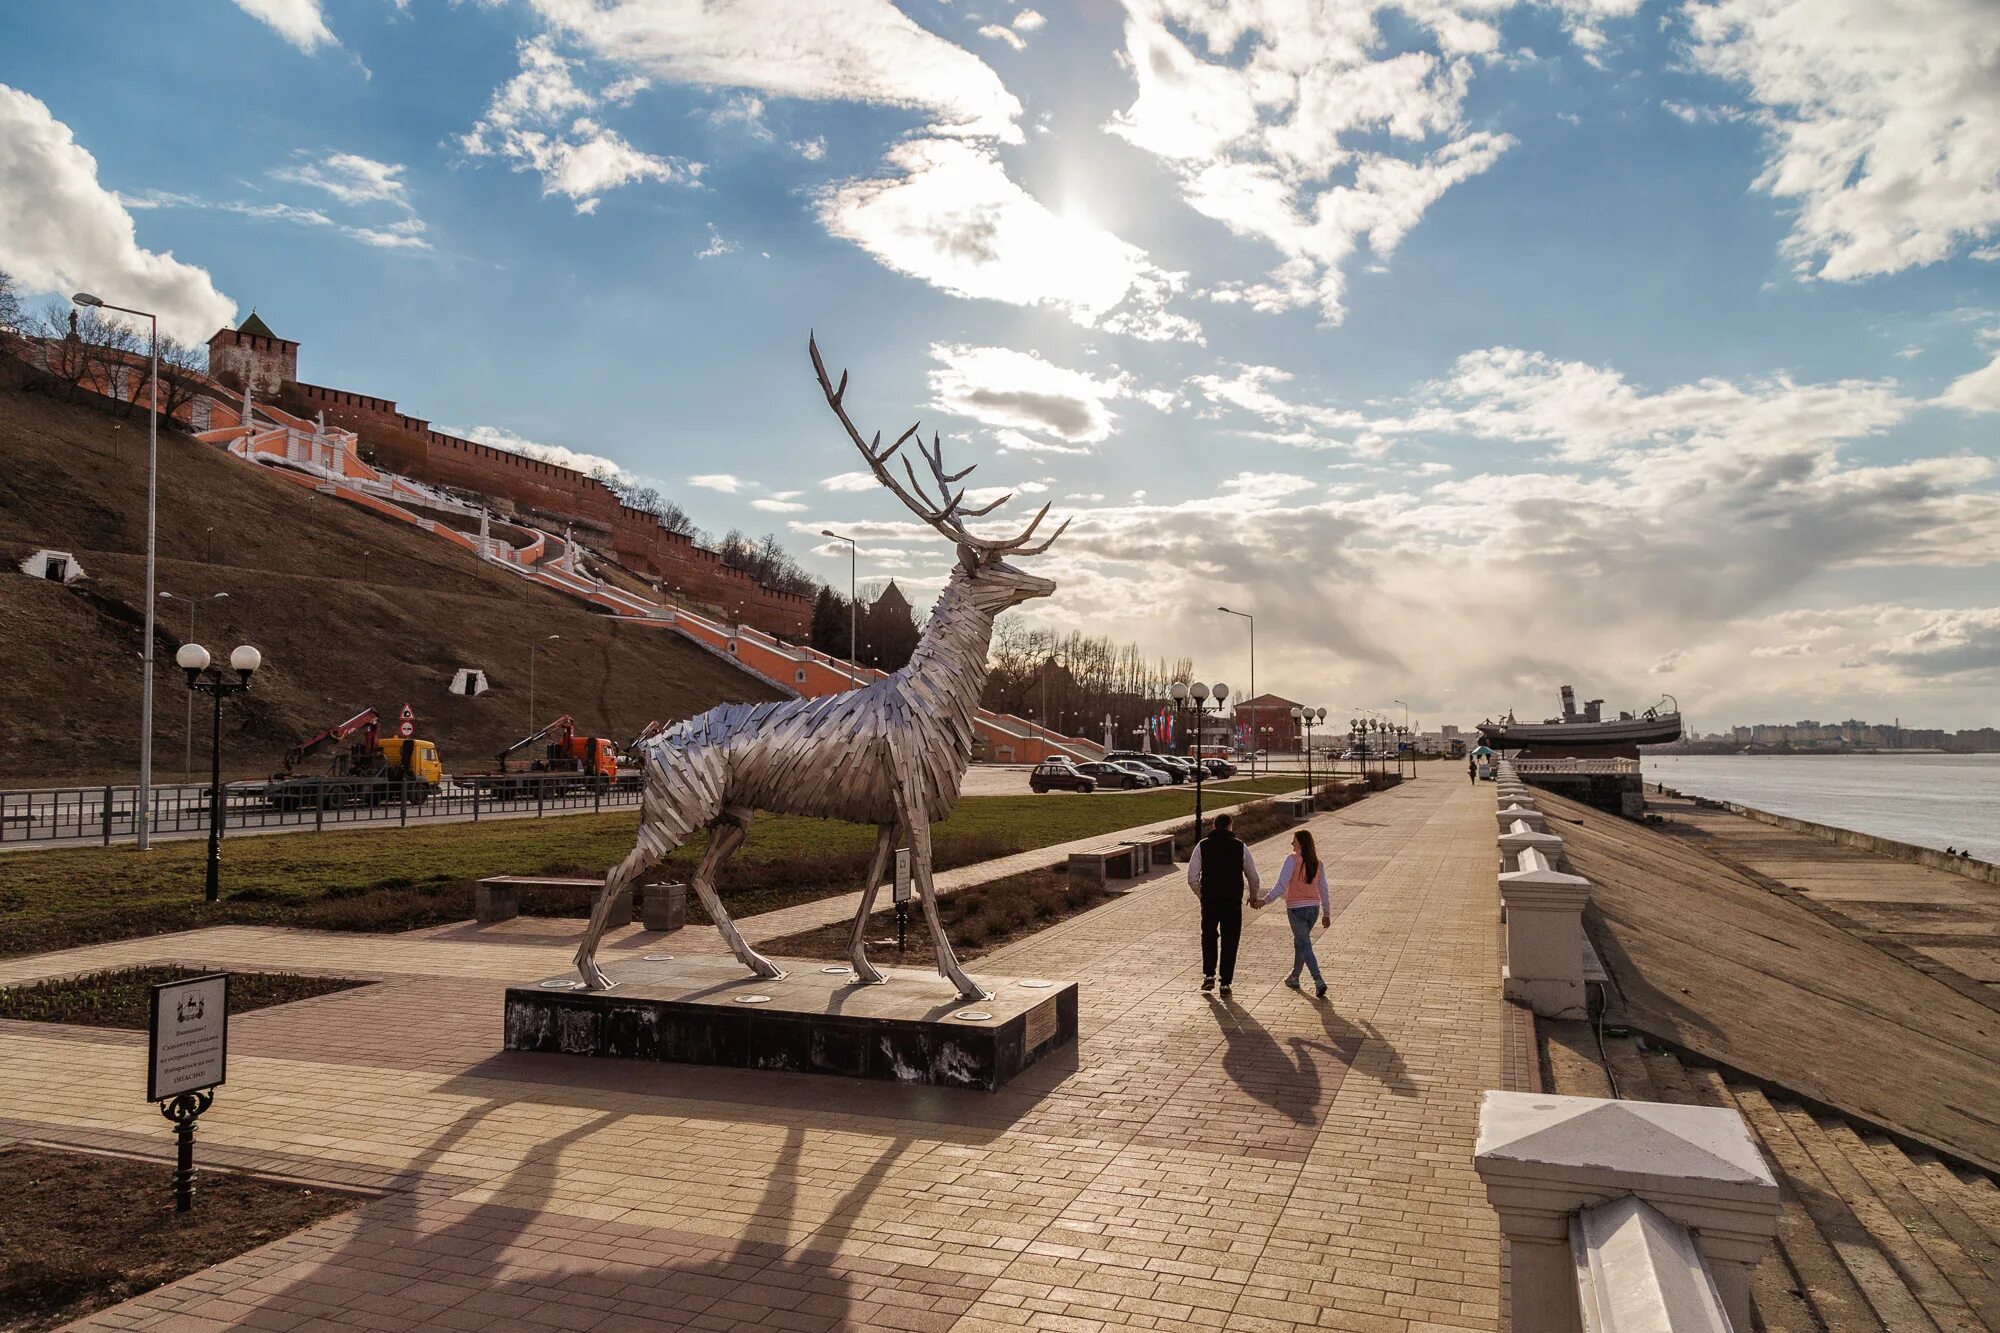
[1642,753,2000,864]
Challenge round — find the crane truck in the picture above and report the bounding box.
[462,714,627,799]
[245,706,444,810]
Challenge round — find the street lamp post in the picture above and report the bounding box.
[1291,706,1327,798]
[73,292,160,848]
[162,591,229,780]
[176,643,262,902]
[1217,607,1255,773]
[821,529,858,683]
[1169,680,1230,830]
[528,634,560,729]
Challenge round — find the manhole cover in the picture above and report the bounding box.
[820,966,854,974]
[539,979,582,989]
[954,1010,993,1021]
[735,994,771,1004]
[1018,979,1054,989]
[642,954,676,962]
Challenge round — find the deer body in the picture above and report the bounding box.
[573,339,1067,1000]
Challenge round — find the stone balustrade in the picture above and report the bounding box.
[1474,1091,1781,1333]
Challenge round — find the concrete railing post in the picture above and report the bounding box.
[1475,1091,1780,1333]
[1500,848,1592,1018]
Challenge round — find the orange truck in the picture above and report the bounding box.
[463,714,622,799]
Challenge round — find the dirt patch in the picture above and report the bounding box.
[0,1145,361,1332]
[0,965,369,1030]
[761,865,1114,968]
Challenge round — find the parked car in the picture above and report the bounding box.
[1078,761,1150,790]
[1200,757,1238,779]
[1029,760,1096,794]
[1106,751,1186,784]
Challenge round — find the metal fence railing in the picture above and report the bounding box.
[0,774,645,848]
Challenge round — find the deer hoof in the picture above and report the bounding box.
[574,953,613,992]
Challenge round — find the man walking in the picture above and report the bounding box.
[1468,755,1477,783]
[1186,812,1261,996]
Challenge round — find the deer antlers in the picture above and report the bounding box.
[810,334,1069,558]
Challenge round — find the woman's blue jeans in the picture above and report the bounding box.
[1287,905,1324,984]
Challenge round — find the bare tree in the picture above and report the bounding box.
[153,334,209,422]
[0,270,21,349]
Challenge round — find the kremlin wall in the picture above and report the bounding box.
[207,315,812,638]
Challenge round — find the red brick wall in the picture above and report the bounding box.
[280,380,811,638]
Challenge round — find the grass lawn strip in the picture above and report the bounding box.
[761,867,1114,968]
[0,781,1309,959]
[0,1146,362,1333]
[0,965,370,1030]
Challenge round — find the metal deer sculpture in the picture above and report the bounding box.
[574,336,1070,1000]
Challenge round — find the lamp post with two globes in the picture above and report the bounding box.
[175,643,262,902]
[1168,680,1230,829]
[1290,705,1327,798]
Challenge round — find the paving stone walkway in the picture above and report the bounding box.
[0,768,1508,1331]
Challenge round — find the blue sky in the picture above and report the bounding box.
[3,0,1996,729]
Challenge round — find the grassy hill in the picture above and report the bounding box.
[0,365,785,785]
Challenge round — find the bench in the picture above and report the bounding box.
[1277,796,1314,820]
[1068,844,1138,889]
[1116,833,1177,875]
[475,875,632,926]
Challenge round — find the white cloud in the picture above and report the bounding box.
[792,136,827,161]
[697,222,737,258]
[442,424,629,479]
[1014,9,1048,32]
[1105,0,1527,324]
[689,473,745,492]
[821,471,882,492]
[1684,0,2000,280]
[1939,347,2000,412]
[978,24,1026,51]
[751,497,808,512]
[116,190,432,254]
[0,85,236,342]
[527,0,1022,141]
[229,0,334,52]
[706,92,774,140]
[273,152,411,208]
[818,138,1200,341]
[927,343,1136,447]
[463,35,699,211]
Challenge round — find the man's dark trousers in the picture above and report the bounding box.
[1201,896,1243,986]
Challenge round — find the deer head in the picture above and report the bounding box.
[811,335,1067,618]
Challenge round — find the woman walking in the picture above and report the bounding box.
[1254,829,1331,996]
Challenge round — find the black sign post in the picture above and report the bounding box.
[147,973,229,1213]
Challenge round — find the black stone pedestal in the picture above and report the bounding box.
[502,956,1078,1091]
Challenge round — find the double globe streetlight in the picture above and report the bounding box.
[1168,679,1229,828]
[174,643,262,902]
[1290,705,1328,797]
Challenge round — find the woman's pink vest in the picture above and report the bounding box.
[1282,856,1323,907]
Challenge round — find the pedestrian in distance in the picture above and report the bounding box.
[1467,755,1477,783]
[1252,828,1331,997]
[1186,811,1261,997]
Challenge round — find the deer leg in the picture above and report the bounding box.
[846,824,897,984]
[575,841,662,990]
[692,807,782,980]
[892,786,985,1001]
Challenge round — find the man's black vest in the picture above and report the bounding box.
[1199,831,1247,905]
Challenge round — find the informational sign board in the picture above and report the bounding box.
[148,972,229,1096]
[148,974,229,1103]
[893,848,912,905]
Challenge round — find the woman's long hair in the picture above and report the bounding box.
[1295,829,1320,884]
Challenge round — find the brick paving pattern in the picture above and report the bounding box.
[0,768,1507,1331]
